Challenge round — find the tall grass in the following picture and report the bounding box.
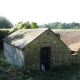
[0,49,80,80]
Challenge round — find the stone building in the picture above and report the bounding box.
[3,29,80,71]
[53,29,80,65]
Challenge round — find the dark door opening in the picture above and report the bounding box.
[40,47,50,71]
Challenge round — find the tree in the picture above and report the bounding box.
[30,22,38,28]
[12,21,38,32]
[57,23,62,29]
[0,16,13,28]
[61,23,68,29]
[39,22,80,29]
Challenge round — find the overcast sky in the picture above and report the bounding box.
[0,0,80,25]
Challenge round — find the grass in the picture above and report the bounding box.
[28,65,80,80]
[0,49,80,80]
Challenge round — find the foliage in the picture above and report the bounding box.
[12,21,38,32]
[0,16,13,28]
[39,22,80,29]
[0,50,80,80]
[0,58,9,67]
[30,22,38,28]
[0,21,38,49]
[0,29,10,49]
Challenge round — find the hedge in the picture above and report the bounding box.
[0,29,10,49]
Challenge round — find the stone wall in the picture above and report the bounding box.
[71,54,79,64]
[23,29,71,70]
[4,29,80,70]
[4,42,25,68]
[71,50,80,64]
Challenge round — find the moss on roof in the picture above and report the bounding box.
[3,29,80,51]
[3,28,48,49]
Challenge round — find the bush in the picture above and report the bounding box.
[0,29,10,49]
[0,58,9,67]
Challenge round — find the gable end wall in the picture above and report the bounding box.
[23,29,71,70]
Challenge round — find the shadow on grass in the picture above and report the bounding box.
[25,64,80,80]
[0,49,80,80]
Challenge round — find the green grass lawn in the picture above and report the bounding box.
[0,49,80,80]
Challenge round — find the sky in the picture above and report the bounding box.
[0,0,80,25]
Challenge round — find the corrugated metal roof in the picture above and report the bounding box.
[3,28,48,49]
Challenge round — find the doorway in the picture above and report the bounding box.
[40,47,50,71]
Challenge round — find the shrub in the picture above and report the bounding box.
[0,29,10,49]
[0,58,9,67]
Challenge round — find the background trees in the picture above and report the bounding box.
[39,22,80,29]
[0,16,13,28]
[30,22,38,28]
[12,22,39,32]
[0,15,80,29]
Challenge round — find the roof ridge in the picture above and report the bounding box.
[52,29,80,32]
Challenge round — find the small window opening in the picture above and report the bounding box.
[71,51,78,55]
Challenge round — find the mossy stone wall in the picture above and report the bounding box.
[23,29,71,70]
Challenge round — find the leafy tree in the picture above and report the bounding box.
[30,22,38,28]
[0,16,13,28]
[12,21,38,32]
[74,26,80,29]
[61,23,68,29]
[57,23,62,29]
[39,22,80,29]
